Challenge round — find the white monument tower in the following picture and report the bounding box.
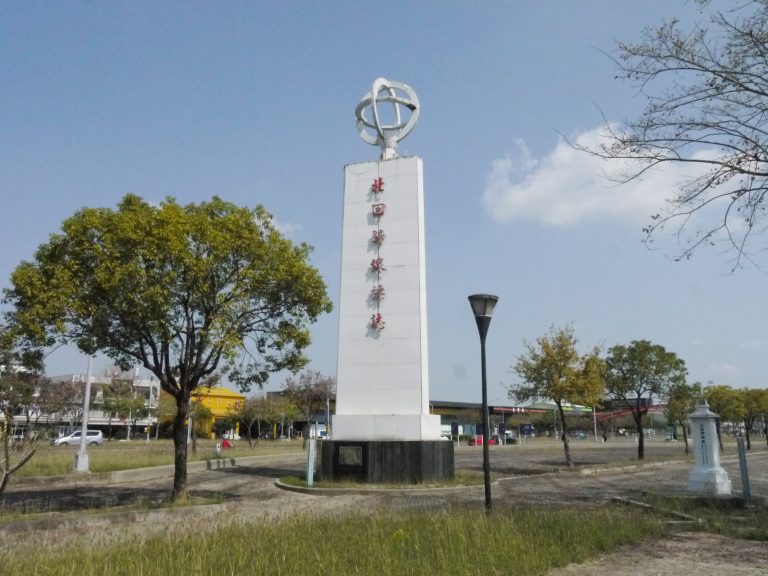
[322,79,452,483]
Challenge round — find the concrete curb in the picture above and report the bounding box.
[274,478,484,497]
[274,458,697,497]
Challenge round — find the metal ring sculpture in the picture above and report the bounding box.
[355,78,420,159]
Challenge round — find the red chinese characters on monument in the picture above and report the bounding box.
[371,177,385,193]
[370,285,385,301]
[370,257,385,271]
[368,176,386,331]
[369,312,385,330]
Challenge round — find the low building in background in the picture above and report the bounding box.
[191,385,245,438]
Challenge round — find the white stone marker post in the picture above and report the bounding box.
[687,403,732,496]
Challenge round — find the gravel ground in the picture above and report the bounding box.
[3,439,768,573]
[547,532,768,576]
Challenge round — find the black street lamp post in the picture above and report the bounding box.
[468,293,498,512]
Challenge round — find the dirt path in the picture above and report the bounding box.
[547,532,768,576]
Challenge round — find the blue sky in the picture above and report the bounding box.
[2,1,765,404]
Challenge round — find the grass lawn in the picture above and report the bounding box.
[2,438,766,574]
[16,438,304,477]
[0,507,664,576]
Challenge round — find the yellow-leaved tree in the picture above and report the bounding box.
[509,324,604,467]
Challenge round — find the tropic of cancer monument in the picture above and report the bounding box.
[320,78,454,483]
[687,402,732,496]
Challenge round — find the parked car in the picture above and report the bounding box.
[467,435,497,446]
[52,430,104,447]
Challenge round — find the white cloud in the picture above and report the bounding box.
[271,217,301,237]
[483,126,715,226]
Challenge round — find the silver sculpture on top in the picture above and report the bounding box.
[355,77,420,160]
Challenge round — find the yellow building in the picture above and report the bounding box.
[192,385,245,437]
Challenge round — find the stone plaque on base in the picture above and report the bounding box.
[321,440,454,484]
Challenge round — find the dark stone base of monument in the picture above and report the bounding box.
[320,440,454,483]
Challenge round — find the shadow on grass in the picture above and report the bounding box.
[1,485,172,515]
[1,463,304,516]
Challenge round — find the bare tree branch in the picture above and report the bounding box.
[579,1,768,270]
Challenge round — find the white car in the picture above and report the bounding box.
[52,430,105,446]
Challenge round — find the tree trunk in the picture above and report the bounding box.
[556,402,573,467]
[0,470,9,496]
[190,410,197,455]
[171,395,190,502]
[679,419,689,455]
[0,422,36,500]
[633,410,645,460]
[715,418,724,452]
[0,422,10,496]
[744,417,755,450]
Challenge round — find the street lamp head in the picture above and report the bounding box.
[468,294,499,319]
[468,294,498,342]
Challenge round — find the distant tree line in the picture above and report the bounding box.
[508,324,768,467]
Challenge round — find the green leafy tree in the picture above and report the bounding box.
[0,372,39,496]
[583,0,768,268]
[213,414,237,439]
[0,336,44,498]
[762,398,768,449]
[705,384,745,451]
[3,194,332,501]
[281,370,335,448]
[664,381,703,455]
[232,396,265,446]
[255,394,289,441]
[102,379,146,440]
[189,400,213,453]
[155,390,178,438]
[741,388,768,450]
[239,394,297,440]
[509,325,604,467]
[604,340,686,460]
[278,396,300,439]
